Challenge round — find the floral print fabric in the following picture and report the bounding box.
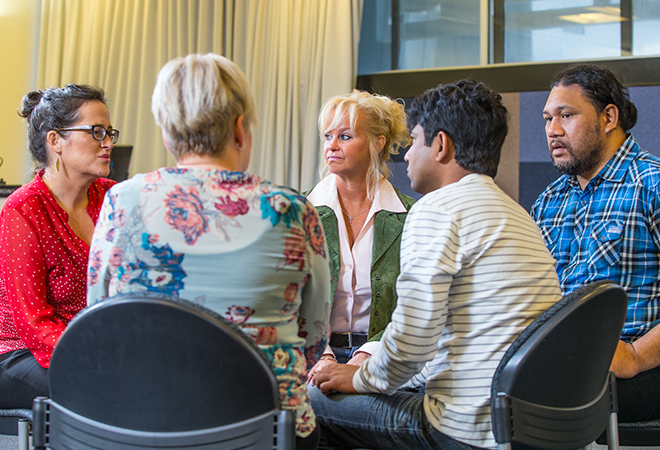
[87,168,330,437]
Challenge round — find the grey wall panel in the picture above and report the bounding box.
[519,162,561,213]
[519,91,550,163]
[629,86,660,156]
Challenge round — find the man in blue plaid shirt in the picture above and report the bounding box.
[531,63,660,423]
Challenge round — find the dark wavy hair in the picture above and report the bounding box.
[18,84,107,170]
[407,79,508,178]
[551,64,638,132]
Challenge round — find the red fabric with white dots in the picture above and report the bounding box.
[0,172,114,368]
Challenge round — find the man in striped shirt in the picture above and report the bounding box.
[531,63,660,424]
[310,80,561,450]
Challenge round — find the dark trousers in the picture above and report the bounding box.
[0,348,48,409]
[617,364,660,422]
[297,422,320,450]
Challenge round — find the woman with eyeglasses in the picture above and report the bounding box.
[0,84,118,408]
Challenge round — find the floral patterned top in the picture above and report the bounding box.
[87,167,331,437]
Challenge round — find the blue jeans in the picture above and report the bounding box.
[331,346,360,364]
[308,386,483,450]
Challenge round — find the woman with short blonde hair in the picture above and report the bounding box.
[89,53,330,450]
[152,53,257,159]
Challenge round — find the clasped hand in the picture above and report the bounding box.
[308,353,370,394]
[310,363,359,394]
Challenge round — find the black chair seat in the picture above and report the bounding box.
[597,419,660,446]
[0,408,32,433]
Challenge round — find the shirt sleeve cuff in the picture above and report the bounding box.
[354,341,379,356]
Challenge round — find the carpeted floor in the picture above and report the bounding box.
[0,435,19,450]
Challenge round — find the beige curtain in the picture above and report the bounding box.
[37,0,362,191]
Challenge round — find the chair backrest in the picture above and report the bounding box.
[47,292,279,432]
[491,280,628,448]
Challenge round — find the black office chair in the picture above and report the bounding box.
[31,292,294,449]
[491,280,628,450]
[0,408,31,450]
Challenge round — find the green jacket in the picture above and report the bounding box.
[312,188,415,343]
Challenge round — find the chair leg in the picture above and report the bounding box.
[606,411,620,450]
[276,410,295,450]
[18,419,29,450]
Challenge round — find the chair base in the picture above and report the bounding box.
[0,408,32,450]
[0,417,30,450]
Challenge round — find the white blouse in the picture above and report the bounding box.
[307,175,406,356]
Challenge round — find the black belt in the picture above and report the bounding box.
[330,332,368,348]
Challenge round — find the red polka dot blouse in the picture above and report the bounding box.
[0,172,115,368]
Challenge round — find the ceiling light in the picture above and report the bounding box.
[559,12,626,24]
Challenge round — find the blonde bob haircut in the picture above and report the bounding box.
[151,53,258,160]
[318,90,410,200]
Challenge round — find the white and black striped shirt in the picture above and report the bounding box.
[353,174,561,449]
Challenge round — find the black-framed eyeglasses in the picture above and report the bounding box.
[57,125,120,144]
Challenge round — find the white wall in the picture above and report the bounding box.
[0,0,40,186]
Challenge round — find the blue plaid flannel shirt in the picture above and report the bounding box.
[531,135,660,340]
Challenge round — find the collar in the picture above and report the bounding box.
[307,175,406,213]
[448,173,494,190]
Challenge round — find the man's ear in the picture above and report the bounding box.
[603,104,620,133]
[435,131,454,164]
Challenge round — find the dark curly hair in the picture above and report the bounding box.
[551,64,637,132]
[407,79,508,178]
[18,84,107,170]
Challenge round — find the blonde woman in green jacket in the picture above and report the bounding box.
[307,90,415,382]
